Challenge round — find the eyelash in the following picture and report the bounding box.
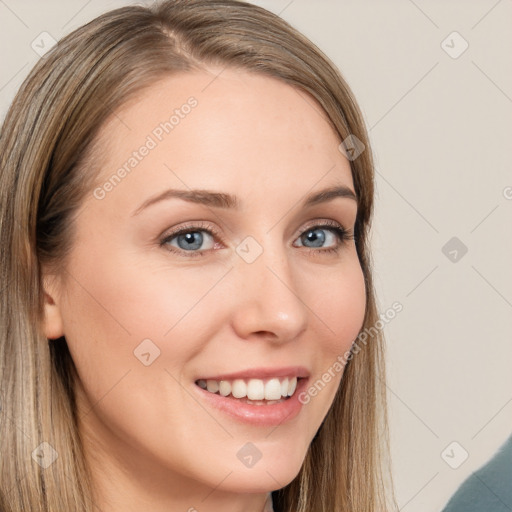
[159,220,355,258]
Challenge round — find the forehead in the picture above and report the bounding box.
[88,68,354,210]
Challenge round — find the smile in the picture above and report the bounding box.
[195,377,298,404]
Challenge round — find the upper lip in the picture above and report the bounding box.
[196,366,310,381]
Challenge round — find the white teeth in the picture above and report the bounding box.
[198,376,300,400]
[245,398,285,406]
[287,377,297,396]
[231,379,247,398]
[264,378,282,400]
[280,378,289,397]
[247,379,265,400]
[247,399,269,406]
[218,380,231,396]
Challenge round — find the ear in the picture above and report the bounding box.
[42,274,64,340]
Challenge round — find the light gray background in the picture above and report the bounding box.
[1,1,511,511]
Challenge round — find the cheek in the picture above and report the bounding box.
[58,254,230,449]
[312,256,367,355]
[59,250,229,372]
[289,254,366,436]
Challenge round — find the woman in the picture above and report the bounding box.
[0,1,394,511]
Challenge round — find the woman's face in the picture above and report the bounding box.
[44,68,366,508]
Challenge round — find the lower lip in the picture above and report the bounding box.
[193,378,308,427]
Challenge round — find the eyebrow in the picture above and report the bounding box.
[131,184,357,216]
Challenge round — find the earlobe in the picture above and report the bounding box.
[42,277,64,340]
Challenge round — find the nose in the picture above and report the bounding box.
[229,241,308,343]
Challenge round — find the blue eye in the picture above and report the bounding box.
[160,220,219,257]
[165,229,215,252]
[297,227,336,248]
[160,221,353,258]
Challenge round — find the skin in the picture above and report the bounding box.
[43,68,366,512]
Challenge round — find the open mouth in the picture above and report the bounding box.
[195,376,300,406]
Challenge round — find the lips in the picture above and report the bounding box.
[193,373,310,426]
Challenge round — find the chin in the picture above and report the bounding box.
[221,467,300,494]
[209,446,307,493]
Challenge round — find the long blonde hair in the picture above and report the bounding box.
[0,1,393,510]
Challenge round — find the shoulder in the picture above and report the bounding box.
[442,435,512,512]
